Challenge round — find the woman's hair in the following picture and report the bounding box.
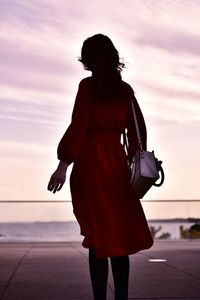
[78,34,125,97]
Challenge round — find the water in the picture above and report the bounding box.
[0,221,82,242]
[0,221,196,242]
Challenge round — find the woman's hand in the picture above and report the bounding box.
[47,161,68,193]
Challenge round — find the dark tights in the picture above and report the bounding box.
[89,248,130,300]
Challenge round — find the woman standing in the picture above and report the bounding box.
[48,34,153,300]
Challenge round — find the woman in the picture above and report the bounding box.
[48,34,153,300]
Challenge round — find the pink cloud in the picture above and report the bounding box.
[132,26,200,56]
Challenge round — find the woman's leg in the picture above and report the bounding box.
[88,248,109,300]
[110,255,130,300]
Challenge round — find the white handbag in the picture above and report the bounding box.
[123,100,164,199]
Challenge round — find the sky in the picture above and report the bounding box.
[0,0,200,221]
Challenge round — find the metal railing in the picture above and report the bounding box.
[0,200,199,203]
[0,200,200,220]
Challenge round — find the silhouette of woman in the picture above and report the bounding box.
[48,34,153,300]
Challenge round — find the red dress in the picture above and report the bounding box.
[57,77,153,258]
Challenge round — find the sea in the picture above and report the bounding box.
[0,220,198,242]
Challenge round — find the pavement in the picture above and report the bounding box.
[0,240,200,300]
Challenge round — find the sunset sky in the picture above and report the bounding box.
[1,0,200,221]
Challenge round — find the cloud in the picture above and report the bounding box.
[0,0,75,29]
[0,139,53,154]
[140,80,200,103]
[0,84,75,106]
[0,65,70,95]
[132,25,200,57]
[0,29,80,97]
[0,114,63,129]
[0,40,75,77]
[138,85,200,124]
[0,1,88,103]
[0,139,55,168]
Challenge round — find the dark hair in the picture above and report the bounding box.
[78,34,125,97]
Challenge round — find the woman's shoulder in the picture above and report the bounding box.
[121,80,134,91]
[75,77,93,96]
[120,80,135,97]
[79,76,92,86]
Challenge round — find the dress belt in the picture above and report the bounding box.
[87,132,121,141]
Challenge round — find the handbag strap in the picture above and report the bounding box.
[124,93,165,188]
[122,95,143,154]
[154,159,165,186]
[130,99,143,151]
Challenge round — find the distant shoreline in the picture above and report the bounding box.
[149,218,200,223]
[0,218,200,224]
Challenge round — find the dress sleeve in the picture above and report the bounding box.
[57,79,92,165]
[127,86,147,162]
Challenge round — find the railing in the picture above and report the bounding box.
[0,199,200,220]
[0,199,200,203]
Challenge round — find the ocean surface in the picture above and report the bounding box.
[0,221,196,242]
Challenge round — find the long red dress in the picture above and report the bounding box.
[57,77,153,258]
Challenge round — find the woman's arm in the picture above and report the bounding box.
[57,160,69,171]
[48,78,92,193]
[57,78,93,164]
